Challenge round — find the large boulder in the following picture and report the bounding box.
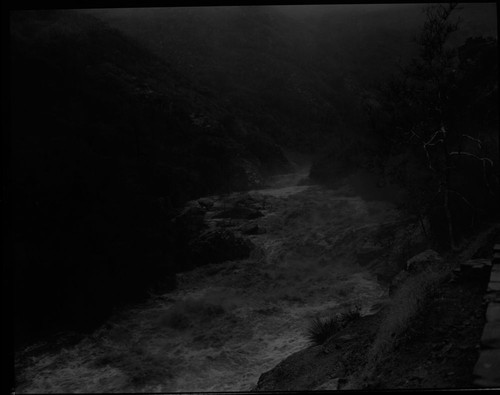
[188,229,253,266]
[406,249,443,273]
[197,197,214,210]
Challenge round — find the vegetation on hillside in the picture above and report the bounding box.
[306,306,361,346]
[311,4,499,249]
[91,5,496,156]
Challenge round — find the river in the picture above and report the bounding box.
[16,169,411,393]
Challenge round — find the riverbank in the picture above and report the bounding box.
[15,175,427,392]
[255,223,500,391]
[16,170,497,392]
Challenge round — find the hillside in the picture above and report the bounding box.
[88,6,345,151]
[10,9,291,346]
[89,4,497,153]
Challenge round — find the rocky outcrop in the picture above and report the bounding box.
[254,313,380,391]
[197,197,215,210]
[406,249,443,273]
[188,229,254,266]
[171,191,273,269]
[214,207,264,220]
[388,249,443,295]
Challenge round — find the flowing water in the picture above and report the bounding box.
[15,170,406,393]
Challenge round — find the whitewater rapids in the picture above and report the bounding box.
[16,173,408,393]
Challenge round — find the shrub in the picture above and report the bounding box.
[307,317,340,345]
[306,306,362,346]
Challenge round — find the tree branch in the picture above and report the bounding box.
[427,139,444,147]
[409,128,422,141]
[449,151,493,166]
[421,128,446,171]
[449,151,495,197]
[462,134,482,149]
[448,189,476,230]
[448,189,474,210]
[425,128,445,146]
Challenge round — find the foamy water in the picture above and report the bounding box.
[16,173,402,393]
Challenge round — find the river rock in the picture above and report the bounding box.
[197,197,214,209]
[214,206,264,220]
[188,229,253,266]
[406,249,443,273]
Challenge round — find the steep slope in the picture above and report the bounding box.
[10,9,290,346]
[87,6,366,151]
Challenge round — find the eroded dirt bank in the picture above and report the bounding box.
[15,175,429,393]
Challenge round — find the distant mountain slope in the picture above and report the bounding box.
[10,9,290,345]
[88,6,342,151]
[89,4,496,152]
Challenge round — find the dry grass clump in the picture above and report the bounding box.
[306,305,361,345]
[307,317,340,345]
